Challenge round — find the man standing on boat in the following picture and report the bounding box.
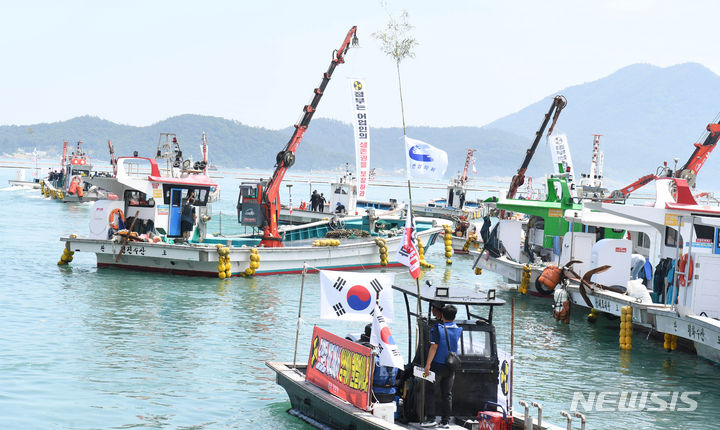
[180,194,196,242]
[422,305,462,428]
[310,190,319,211]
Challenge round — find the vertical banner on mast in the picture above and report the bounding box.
[349,78,370,199]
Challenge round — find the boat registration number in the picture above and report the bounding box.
[594,298,618,313]
[100,244,146,256]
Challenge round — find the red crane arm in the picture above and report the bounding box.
[108,140,117,176]
[259,26,358,246]
[506,95,567,200]
[676,122,720,179]
[608,173,657,201]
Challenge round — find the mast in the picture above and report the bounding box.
[61,140,68,175]
[201,132,208,175]
[460,148,475,186]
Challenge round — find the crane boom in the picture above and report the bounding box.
[609,117,720,200]
[675,122,720,187]
[108,140,117,176]
[237,26,358,247]
[506,95,567,199]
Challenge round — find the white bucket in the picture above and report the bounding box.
[372,401,396,424]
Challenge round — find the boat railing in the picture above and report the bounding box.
[119,160,154,178]
[517,400,584,430]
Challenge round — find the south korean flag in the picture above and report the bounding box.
[319,270,395,322]
[370,303,405,368]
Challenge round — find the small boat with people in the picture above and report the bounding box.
[268,270,572,429]
[40,140,110,202]
[278,167,404,225]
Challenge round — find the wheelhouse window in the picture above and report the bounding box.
[665,227,682,248]
[162,185,210,206]
[634,232,651,249]
[693,224,714,244]
[124,190,154,207]
[459,329,492,358]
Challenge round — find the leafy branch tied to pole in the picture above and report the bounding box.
[372,7,418,136]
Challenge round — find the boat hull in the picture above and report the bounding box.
[471,251,550,296]
[62,227,441,277]
[268,362,406,430]
[267,361,550,430]
[649,309,720,363]
[8,179,41,189]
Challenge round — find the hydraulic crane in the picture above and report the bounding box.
[108,140,117,176]
[237,26,359,247]
[608,118,720,201]
[506,95,567,200]
[675,121,720,187]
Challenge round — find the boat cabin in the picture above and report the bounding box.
[88,156,217,241]
[391,282,508,424]
[589,178,720,313]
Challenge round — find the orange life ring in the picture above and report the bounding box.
[678,253,694,287]
[109,208,125,230]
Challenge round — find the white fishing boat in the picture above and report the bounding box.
[59,151,443,277]
[573,177,720,362]
[8,168,41,189]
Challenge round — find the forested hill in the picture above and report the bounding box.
[0,115,534,177]
[4,62,720,187]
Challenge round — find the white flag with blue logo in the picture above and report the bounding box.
[370,303,405,368]
[319,270,395,322]
[405,136,448,180]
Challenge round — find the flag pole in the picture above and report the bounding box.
[510,297,515,415]
[407,178,426,422]
[292,262,308,369]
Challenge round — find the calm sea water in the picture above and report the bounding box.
[0,166,718,430]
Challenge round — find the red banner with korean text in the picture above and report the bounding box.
[306,326,373,410]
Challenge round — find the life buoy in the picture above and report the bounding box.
[109,208,125,230]
[678,253,694,287]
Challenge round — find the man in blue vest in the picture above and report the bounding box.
[421,305,462,428]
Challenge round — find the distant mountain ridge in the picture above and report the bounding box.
[3,62,720,190]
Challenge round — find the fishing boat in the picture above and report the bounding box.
[412,149,484,220]
[278,168,403,225]
[268,278,572,429]
[8,148,42,188]
[59,151,442,276]
[563,177,720,362]
[40,140,109,202]
[472,175,626,295]
[8,168,41,189]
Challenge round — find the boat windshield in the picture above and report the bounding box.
[460,330,492,358]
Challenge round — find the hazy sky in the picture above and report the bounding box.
[1,0,717,130]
